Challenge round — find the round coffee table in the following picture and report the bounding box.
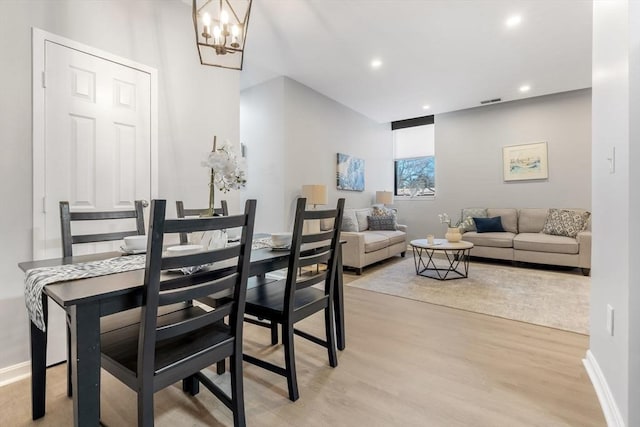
[410,239,474,280]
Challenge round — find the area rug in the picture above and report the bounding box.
[346,258,590,334]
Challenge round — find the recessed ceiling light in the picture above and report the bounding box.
[519,85,531,92]
[505,15,522,28]
[422,105,430,110]
[370,59,383,69]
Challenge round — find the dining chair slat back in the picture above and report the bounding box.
[287,197,345,300]
[176,200,229,245]
[59,200,146,257]
[99,198,256,427]
[242,197,344,402]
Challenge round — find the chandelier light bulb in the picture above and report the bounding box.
[202,12,212,38]
[202,12,211,27]
[221,10,229,25]
[231,24,240,47]
[213,25,221,44]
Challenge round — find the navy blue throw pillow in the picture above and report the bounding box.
[473,216,505,233]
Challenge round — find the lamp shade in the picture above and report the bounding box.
[302,184,328,206]
[376,191,393,205]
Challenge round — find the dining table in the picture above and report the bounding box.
[19,244,345,426]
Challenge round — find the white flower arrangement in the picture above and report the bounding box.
[201,139,247,193]
[438,213,473,229]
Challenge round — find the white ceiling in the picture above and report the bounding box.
[239,0,592,123]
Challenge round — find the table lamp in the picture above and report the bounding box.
[302,184,328,234]
[376,190,393,206]
[302,184,328,208]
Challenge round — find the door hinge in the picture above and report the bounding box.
[42,196,46,213]
[41,71,47,88]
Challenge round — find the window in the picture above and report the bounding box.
[392,120,435,197]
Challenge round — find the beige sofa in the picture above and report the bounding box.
[461,208,591,275]
[340,207,408,275]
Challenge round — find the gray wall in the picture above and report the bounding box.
[591,1,640,425]
[241,77,392,233]
[396,89,592,241]
[240,77,286,233]
[0,0,241,371]
[630,4,640,423]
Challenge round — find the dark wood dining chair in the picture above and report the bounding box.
[176,199,237,375]
[243,197,345,401]
[59,200,146,397]
[99,198,256,427]
[176,200,228,244]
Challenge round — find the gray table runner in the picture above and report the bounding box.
[24,240,276,332]
[24,255,146,331]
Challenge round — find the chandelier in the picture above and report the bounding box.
[192,0,252,70]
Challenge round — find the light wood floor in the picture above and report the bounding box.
[0,266,605,426]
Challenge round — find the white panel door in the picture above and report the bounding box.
[44,41,152,257]
[36,40,152,365]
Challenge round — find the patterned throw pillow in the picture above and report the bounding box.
[542,209,591,238]
[367,215,397,231]
[372,206,396,217]
[461,208,487,232]
[371,206,398,229]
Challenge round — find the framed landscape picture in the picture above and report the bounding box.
[336,153,365,191]
[503,142,548,181]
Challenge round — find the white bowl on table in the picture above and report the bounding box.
[123,235,147,252]
[270,232,292,248]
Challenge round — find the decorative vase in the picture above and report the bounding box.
[200,229,227,250]
[445,227,462,243]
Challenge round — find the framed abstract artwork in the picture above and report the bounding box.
[503,142,548,182]
[336,153,365,191]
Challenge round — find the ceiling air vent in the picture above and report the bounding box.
[480,98,502,105]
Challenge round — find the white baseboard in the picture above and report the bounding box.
[583,349,625,427]
[0,361,30,388]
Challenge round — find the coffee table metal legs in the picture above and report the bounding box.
[412,246,471,280]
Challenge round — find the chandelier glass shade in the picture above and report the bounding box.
[193,0,252,70]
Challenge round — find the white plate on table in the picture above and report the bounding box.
[269,244,291,252]
[166,244,204,255]
[120,246,146,255]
